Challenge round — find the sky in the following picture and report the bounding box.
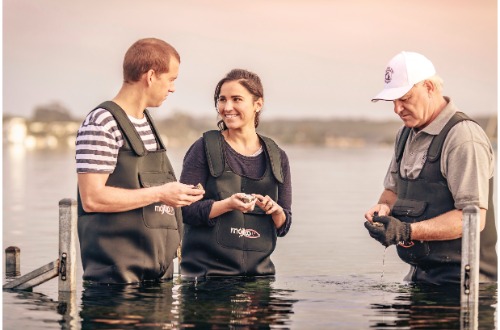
[3,0,498,121]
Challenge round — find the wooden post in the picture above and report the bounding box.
[460,205,480,329]
[5,246,20,278]
[177,245,182,275]
[58,198,77,292]
[58,291,79,328]
[3,198,78,292]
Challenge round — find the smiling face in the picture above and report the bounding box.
[392,81,435,129]
[217,80,262,131]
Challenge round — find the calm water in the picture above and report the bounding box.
[2,144,498,329]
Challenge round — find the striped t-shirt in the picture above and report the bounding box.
[75,108,158,173]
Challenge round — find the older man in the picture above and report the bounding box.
[364,51,497,285]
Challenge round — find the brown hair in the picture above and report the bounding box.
[123,38,180,83]
[214,69,264,130]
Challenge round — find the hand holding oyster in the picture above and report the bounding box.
[239,193,256,203]
[372,211,384,227]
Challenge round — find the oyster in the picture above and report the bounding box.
[240,194,256,203]
[372,211,384,227]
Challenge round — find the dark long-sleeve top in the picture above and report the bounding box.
[179,136,292,237]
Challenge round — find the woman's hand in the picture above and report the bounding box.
[253,194,281,215]
[208,193,257,219]
[253,194,286,229]
[229,193,257,213]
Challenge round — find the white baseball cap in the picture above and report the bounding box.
[371,51,436,102]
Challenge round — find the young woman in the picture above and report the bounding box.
[180,69,292,278]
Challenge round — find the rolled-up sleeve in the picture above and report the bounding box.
[442,122,494,210]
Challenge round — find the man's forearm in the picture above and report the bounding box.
[80,184,160,213]
[378,189,397,209]
[410,208,486,241]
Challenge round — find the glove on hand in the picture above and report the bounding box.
[364,215,412,247]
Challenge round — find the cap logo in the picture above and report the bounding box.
[384,67,393,84]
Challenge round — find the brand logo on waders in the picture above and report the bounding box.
[154,204,175,215]
[230,227,261,238]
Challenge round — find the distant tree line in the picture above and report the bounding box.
[153,112,497,148]
[4,102,497,148]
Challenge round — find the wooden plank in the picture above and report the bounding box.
[3,260,59,290]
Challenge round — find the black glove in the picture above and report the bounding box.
[364,215,412,247]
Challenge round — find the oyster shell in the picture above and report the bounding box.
[240,194,256,203]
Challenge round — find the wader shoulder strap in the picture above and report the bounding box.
[258,134,284,184]
[427,111,472,162]
[95,101,146,156]
[395,111,473,163]
[202,130,284,183]
[395,127,411,163]
[203,130,225,177]
[144,109,166,150]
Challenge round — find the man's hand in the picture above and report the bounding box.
[364,203,391,221]
[364,215,412,247]
[158,182,204,207]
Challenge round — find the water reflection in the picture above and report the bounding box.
[80,281,179,329]
[178,277,296,328]
[369,283,497,329]
[4,147,496,329]
[79,277,296,329]
[3,289,63,329]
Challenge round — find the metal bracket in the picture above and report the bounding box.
[59,253,67,281]
[463,264,470,295]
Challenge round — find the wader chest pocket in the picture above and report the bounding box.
[215,192,275,253]
[392,199,427,217]
[215,213,275,253]
[392,199,430,264]
[139,172,178,229]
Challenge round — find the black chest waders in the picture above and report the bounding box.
[77,101,183,284]
[180,130,284,278]
[393,112,497,284]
